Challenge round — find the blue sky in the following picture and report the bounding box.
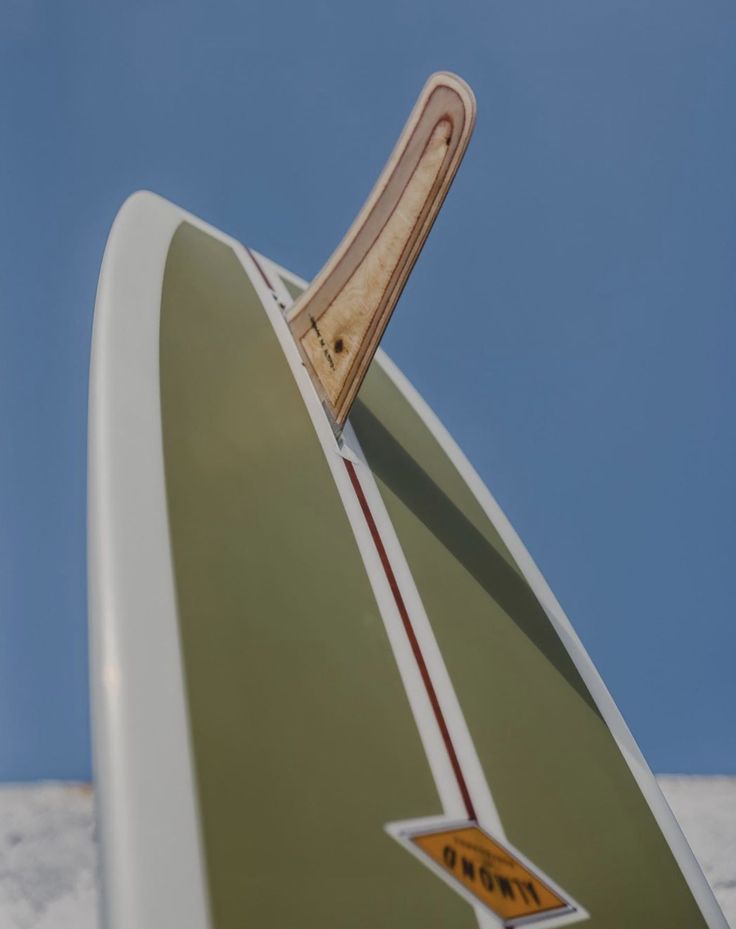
[1,0,734,780]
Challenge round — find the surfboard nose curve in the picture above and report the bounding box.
[111,189,167,232]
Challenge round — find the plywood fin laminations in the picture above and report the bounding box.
[287,72,476,430]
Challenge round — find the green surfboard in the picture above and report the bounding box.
[88,192,727,929]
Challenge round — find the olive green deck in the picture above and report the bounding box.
[159,224,706,929]
[159,224,475,929]
[353,363,707,929]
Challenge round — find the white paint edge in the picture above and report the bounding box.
[254,252,309,293]
[89,191,214,929]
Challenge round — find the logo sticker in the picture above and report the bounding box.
[386,818,585,927]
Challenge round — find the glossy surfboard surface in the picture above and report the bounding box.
[88,192,727,929]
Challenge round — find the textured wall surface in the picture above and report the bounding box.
[0,778,732,929]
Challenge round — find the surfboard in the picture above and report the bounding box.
[88,77,727,929]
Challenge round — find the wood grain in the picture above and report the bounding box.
[288,72,476,429]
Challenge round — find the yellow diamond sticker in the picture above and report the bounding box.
[386,818,582,927]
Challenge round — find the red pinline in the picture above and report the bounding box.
[343,458,476,822]
[245,246,276,291]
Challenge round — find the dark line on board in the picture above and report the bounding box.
[343,457,477,822]
[245,246,276,291]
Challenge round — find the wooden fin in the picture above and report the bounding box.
[287,71,476,429]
